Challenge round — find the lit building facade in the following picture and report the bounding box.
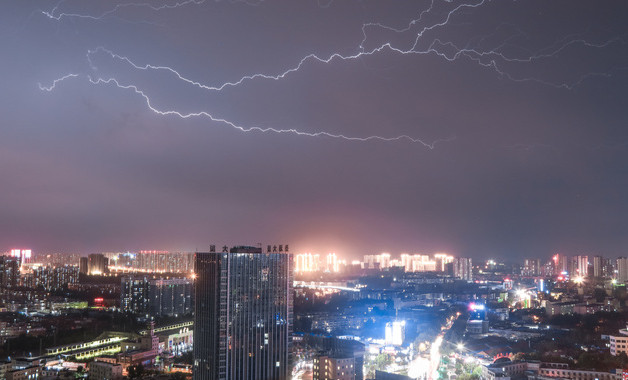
[9,249,32,266]
[363,253,392,270]
[400,254,437,272]
[522,258,540,277]
[573,255,589,277]
[0,256,20,288]
[384,321,405,346]
[313,354,355,380]
[136,251,195,273]
[121,276,193,317]
[326,253,342,273]
[553,254,568,275]
[434,253,454,272]
[295,253,320,273]
[89,361,123,380]
[149,278,193,316]
[193,245,293,380]
[609,325,628,356]
[121,276,150,315]
[30,265,79,291]
[467,303,489,334]
[86,253,109,275]
[103,251,195,273]
[454,257,473,281]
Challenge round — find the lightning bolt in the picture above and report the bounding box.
[88,0,624,93]
[40,0,270,21]
[39,0,627,145]
[424,34,624,89]
[359,0,436,51]
[40,74,449,147]
[40,0,207,21]
[85,1,490,94]
[38,74,80,92]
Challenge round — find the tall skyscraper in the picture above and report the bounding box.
[434,253,454,272]
[121,275,150,315]
[522,258,540,276]
[454,257,473,281]
[31,265,79,291]
[10,249,32,266]
[194,245,293,380]
[121,276,193,317]
[573,255,589,277]
[384,321,405,346]
[295,253,320,273]
[0,256,20,288]
[592,256,602,278]
[603,257,615,278]
[149,277,194,316]
[326,253,340,272]
[617,257,628,283]
[79,256,88,275]
[552,254,568,275]
[86,253,109,275]
[362,253,392,270]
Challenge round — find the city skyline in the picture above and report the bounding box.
[8,246,628,264]
[5,239,628,378]
[2,1,628,258]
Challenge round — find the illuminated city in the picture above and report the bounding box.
[2,248,628,379]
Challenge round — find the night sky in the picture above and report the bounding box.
[2,0,628,260]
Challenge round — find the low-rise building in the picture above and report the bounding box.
[314,353,355,380]
[608,324,628,356]
[0,360,12,380]
[90,360,123,380]
[481,358,622,380]
[542,300,576,316]
[6,365,41,380]
[536,362,620,380]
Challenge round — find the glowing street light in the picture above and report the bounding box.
[573,276,585,285]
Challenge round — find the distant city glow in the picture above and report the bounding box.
[295,253,320,273]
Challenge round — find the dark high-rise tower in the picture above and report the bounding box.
[193,245,293,380]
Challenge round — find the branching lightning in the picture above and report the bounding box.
[39,0,627,145]
[38,74,79,92]
[41,0,207,21]
[359,0,436,51]
[87,0,624,92]
[40,0,269,21]
[44,74,448,147]
[86,1,491,94]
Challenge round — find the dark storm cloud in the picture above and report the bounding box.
[1,0,628,260]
